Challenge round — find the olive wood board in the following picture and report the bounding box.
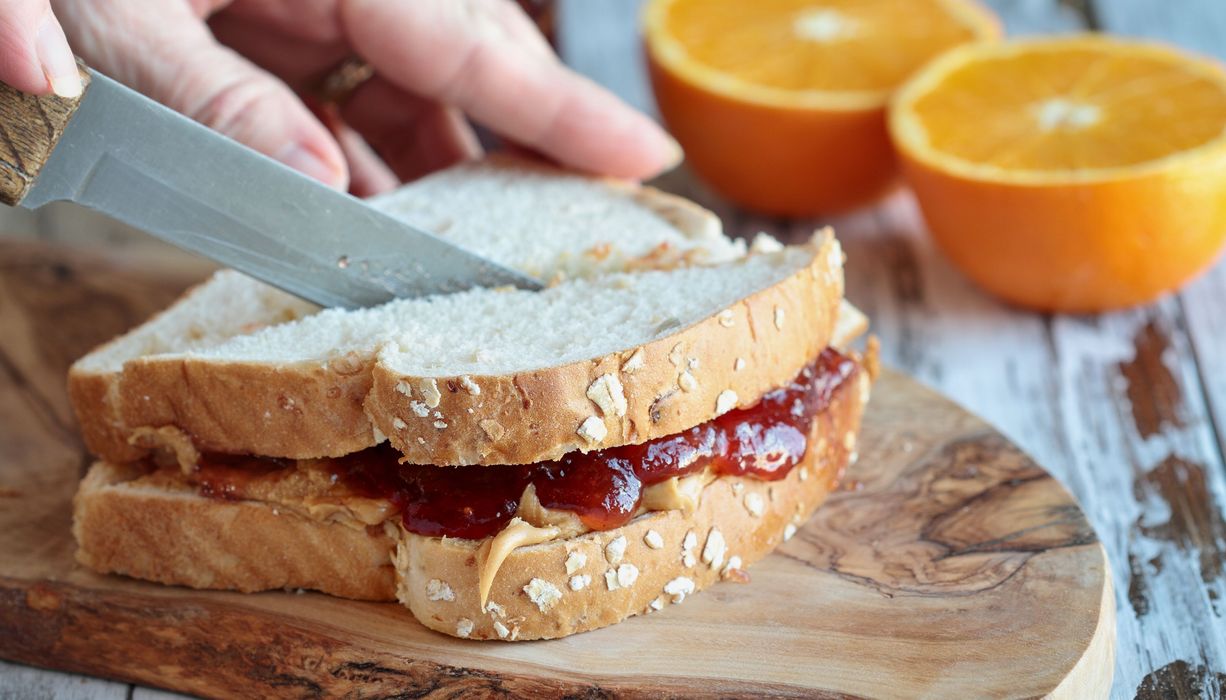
[0,241,1114,698]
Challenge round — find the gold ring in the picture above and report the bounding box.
[315,56,375,105]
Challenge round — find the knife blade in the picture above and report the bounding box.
[0,67,542,308]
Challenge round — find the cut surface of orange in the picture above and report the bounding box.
[890,36,1226,311]
[643,0,999,216]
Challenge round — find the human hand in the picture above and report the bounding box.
[11,0,681,195]
[0,0,82,97]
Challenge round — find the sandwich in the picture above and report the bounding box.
[68,156,876,640]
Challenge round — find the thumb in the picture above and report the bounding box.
[0,0,81,96]
[55,0,346,188]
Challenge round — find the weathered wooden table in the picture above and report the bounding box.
[3,0,1224,698]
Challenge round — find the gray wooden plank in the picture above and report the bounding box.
[557,0,655,115]
[1050,304,1226,698]
[0,660,128,700]
[1095,0,1226,59]
[837,196,1071,473]
[1086,4,1226,691]
[1095,0,1226,505]
[982,0,1086,33]
[1182,266,1226,463]
[130,687,190,700]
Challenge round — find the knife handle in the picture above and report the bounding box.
[0,64,91,206]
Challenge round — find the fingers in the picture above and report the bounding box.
[53,0,347,188]
[213,10,477,186]
[341,0,681,180]
[0,0,81,96]
[341,75,481,184]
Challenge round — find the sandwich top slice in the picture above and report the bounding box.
[71,231,843,466]
[69,154,747,466]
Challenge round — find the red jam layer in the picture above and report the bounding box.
[195,348,858,540]
[335,347,856,538]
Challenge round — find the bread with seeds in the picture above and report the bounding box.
[67,159,875,642]
[72,232,842,465]
[73,334,871,640]
[68,153,742,465]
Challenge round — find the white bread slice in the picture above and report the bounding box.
[370,233,843,464]
[99,232,843,465]
[69,155,740,464]
[72,461,397,601]
[73,349,869,640]
[69,274,318,463]
[370,154,743,279]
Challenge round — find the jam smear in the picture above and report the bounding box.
[197,348,858,539]
[338,451,529,540]
[532,456,643,531]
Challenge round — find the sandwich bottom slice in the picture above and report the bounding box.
[73,343,876,641]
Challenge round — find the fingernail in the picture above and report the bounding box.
[35,17,82,98]
[276,143,346,188]
[662,133,685,171]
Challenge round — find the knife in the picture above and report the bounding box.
[0,65,542,308]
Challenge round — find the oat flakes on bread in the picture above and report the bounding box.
[69,153,743,465]
[67,158,875,643]
[71,155,750,468]
[71,232,843,465]
[73,336,870,640]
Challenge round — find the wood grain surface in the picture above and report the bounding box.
[0,242,1113,698]
[0,67,89,206]
[3,2,1225,697]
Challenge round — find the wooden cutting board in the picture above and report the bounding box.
[0,241,1114,699]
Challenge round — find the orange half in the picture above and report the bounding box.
[644,0,1000,215]
[891,36,1226,311]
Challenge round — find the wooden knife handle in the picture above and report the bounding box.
[0,64,91,206]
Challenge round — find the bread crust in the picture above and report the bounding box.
[67,274,249,465]
[80,357,380,462]
[630,183,724,244]
[372,234,843,465]
[68,371,145,464]
[72,233,844,465]
[64,156,727,465]
[72,358,868,640]
[73,461,397,601]
[117,354,379,459]
[401,367,865,640]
